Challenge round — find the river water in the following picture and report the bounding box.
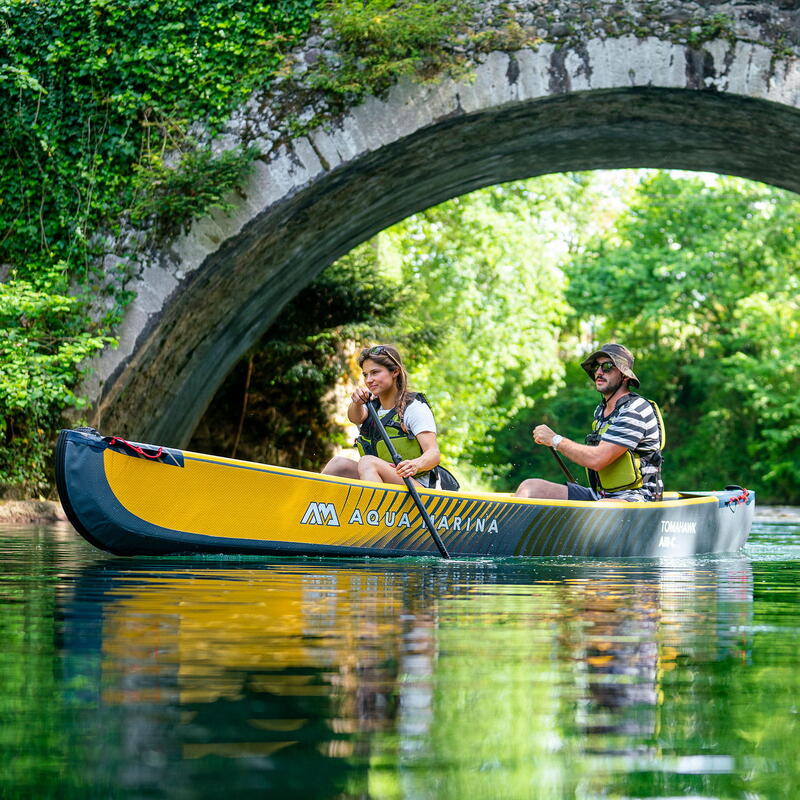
[1,511,798,799]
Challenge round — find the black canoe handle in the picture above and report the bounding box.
[365,402,450,559]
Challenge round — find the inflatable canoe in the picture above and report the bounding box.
[55,428,754,558]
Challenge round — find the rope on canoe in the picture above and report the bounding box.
[107,437,164,460]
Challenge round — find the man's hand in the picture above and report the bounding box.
[532,424,557,447]
[533,424,628,471]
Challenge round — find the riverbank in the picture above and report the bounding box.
[754,506,800,522]
[0,500,67,525]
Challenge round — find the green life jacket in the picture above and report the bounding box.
[356,393,431,478]
[584,393,666,496]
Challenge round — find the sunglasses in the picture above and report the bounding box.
[593,361,616,374]
[363,345,400,366]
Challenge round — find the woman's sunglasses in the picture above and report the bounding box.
[362,345,400,366]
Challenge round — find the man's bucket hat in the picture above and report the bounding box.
[580,343,640,388]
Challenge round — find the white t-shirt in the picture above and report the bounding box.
[377,397,437,486]
[377,397,436,436]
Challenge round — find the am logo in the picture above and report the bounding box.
[300,502,340,526]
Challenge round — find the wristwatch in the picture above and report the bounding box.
[551,434,564,451]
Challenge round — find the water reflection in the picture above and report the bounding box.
[3,520,798,798]
[55,554,762,798]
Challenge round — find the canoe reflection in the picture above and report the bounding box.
[62,556,754,797]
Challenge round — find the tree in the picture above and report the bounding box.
[382,175,602,484]
[558,173,800,502]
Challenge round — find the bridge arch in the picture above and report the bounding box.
[89,35,800,445]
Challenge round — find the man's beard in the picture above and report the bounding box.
[598,374,625,398]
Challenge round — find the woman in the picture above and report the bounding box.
[322,345,441,487]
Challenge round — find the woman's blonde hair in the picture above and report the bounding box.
[358,344,413,420]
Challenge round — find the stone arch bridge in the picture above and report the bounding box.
[89,1,800,446]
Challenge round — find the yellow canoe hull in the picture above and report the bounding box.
[55,428,754,558]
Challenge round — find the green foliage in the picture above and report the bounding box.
[560,173,800,502]
[0,0,316,490]
[310,0,472,99]
[372,173,645,488]
[0,280,114,491]
[131,144,260,238]
[1,0,314,280]
[487,361,599,490]
[385,179,581,482]
[685,13,735,46]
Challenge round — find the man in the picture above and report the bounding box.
[514,343,665,502]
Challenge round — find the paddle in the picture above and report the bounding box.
[550,446,576,484]
[365,401,451,559]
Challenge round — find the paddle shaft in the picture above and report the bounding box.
[550,446,576,484]
[365,402,450,559]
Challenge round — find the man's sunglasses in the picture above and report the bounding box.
[593,361,616,374]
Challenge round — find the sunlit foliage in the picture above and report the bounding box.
[204,170,800,503]
[493,173,800,502]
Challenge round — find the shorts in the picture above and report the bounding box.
[566,482,600,501]
[416,471,436,489]
[566,483,648,502]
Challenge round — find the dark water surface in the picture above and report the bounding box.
[1,513,799,799]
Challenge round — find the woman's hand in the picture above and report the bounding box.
[395,458,422,479]
[347,386,371,425]
[350,386,371,405]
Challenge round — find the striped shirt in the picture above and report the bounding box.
[592,394,663,501]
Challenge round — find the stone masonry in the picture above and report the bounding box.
[87,0,800,446]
